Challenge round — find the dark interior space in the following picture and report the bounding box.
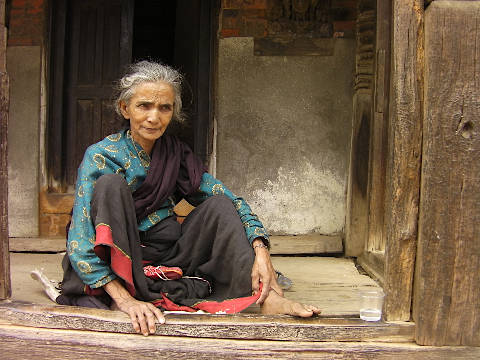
[132,0,176,64]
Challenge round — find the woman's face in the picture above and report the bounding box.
[120,81,175,153]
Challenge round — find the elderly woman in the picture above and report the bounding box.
[56,61,320,336]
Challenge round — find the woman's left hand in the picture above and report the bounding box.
[251,238,284,304]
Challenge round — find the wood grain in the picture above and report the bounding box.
[0,302,415,343]
[414,1,480,346]
[0,323,479,360]
[383,0,424,322]
[269,234,342,254]
[0,17,9,300]
[9,237,66,253]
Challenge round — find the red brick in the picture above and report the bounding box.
[222,9,240,29]
[8,0,46,46]
[221,28,241,38]
[334,20,355,32]
[242,0,268,10]
[40,213,71,237]
[242,9,266,19]
[223,0,244,9]
[332,0,357,9]
[240,17,267,37]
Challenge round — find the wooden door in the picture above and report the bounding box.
[356,0,391,282]
[48,0,133,189]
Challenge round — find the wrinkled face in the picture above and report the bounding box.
[120,81,175,153]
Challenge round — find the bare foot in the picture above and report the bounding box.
[261,289,321,317]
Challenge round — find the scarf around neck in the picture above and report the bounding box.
[132,134,206,221]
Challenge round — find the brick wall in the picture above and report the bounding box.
[220,0,357,39]
[7,0,46,46]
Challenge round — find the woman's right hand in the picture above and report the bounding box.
[104,279,165,336]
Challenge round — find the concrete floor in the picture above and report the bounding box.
[9,253,381,316]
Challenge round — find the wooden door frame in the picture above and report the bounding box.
[0,0,10,301]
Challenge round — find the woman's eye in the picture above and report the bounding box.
[160,105,172,112]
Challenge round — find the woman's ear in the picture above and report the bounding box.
[119,101,130,119]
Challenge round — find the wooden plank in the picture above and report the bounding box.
[9,237,66,253]
[270,257,380,316]
[367,0,391,254]
[345,90,372,256]
[0,302,415,343]
[269,234,342,254]
[1,323,479,360]
[357,251,385,286]
[0,15,9,300]
[382,0,424,322]
[414,1,480,346]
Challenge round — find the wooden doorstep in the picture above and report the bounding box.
[269,234,343,255]
[0,301,414,343]
[1,322,479,360]
[9,237,66,252]
[9,234,343,255]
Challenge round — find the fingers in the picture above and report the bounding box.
[128,309,142,334]
[251,268,260,294]
[271,279,284,298]
[148,303,165,325]
[128,302,165,336]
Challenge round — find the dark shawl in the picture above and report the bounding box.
[132,135,206,220]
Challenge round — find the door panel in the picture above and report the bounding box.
[64,0,133,185]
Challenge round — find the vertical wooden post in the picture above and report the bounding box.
[366,0,391,254]
[0,0,10,300]
[383,0,424,321]
[414,1,480,346]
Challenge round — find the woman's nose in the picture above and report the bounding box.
[147,109,161,123]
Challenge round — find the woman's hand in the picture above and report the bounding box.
[251,238,284,304]
[104,279,164,336]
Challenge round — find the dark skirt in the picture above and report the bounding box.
[57,174,257,313]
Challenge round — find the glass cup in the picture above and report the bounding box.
[359,289,385,321]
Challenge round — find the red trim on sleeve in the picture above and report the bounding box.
[94,224,136,297]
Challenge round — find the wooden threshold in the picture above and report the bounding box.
[1,322,479,359]
[9,237,66,253]
[0,301,414,343]
[9,234,343,255]
[269,234,343,255]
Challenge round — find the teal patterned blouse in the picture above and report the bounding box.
[67,129,269,289]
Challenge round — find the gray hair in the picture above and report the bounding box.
[114,61,185,122]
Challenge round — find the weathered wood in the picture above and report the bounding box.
[383,0,424,322]
[414,1,480,346]
[357,251,385,286]
[269,234,343,254]
[9,237,65,253]
[270,257,380,316]
[367,0,391,255]
[1,323,479,360]
[0,302,415,343]
[0,16,9,300]
[345,90,372,256]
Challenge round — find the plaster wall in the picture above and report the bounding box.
[217,37,354,235]
[7,46,41,237]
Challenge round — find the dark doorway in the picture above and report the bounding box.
[48,0,215,191]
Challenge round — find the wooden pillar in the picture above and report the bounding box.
[383,0,424,321]
[414,1,480,346]
[0,0,10,300]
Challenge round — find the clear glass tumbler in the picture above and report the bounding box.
[359,289,385,321]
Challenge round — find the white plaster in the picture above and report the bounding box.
[7,46,41,237]
[250,161,346,235]
[216,37,355,235]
